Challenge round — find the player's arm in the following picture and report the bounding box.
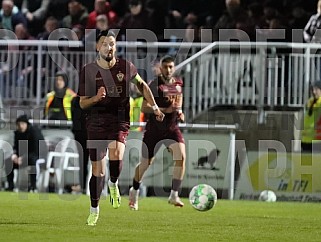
[140,99,171,114]
[174,94,185,122]
[79,86,106,109]
[172,86,184,121]
[140,99,154,113]
[140,90,184,116]
[131,74,165,121]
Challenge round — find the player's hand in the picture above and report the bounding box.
[96,86,106,101]
[154,108,165,122]
[178,112,185,122]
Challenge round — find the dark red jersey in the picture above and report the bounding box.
[145,75,183,133]
[142,76,185,159]
[78,58,138,125]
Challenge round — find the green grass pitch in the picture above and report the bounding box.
[1,192,320,242]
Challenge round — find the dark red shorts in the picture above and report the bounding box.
[86,118,129,161]
[142,127,185,159]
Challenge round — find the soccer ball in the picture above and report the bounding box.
[258,190,277,202]
[189,184,217,211]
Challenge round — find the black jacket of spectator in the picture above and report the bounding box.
[13,120,47,165]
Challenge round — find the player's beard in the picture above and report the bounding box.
[101,52,113,62]
[163,75,172,82]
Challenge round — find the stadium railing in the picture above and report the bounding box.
[0,40,318,123]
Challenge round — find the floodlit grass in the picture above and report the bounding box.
[1,192,320,242]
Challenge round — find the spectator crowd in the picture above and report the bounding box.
[0,0,319,43]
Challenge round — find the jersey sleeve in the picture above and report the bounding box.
[128,61,138,83]
[131,73,144,86]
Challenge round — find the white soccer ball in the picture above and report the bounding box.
[189,184,217,211]
[258,190,277,202]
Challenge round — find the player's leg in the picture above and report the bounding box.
[87,158,106,225]
[129,156,154,210]
[86,138,107,226]
[107,140,125,208]
[129,134,158,210]
[4,157,17,191]
[168,141,186,207]
[133,157,154,183]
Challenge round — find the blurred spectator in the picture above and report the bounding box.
[14,22,34,43]
[288,6,309,30]
[80,0,94,13]
[119,0,154,39]
[37,16,59,40]
[301,81,321,152]
[4,115,47,192]
[44,71,76,121]
[248,2,267,30]
[167,0,213,29]
[303,0,321,43]
[0,0,27,31]
[12,23,38,96]
[109,0,128,19]
[261,0,281,29]
[269,18,286,30]
[194,1,225,28]
[71,24,85,42]
[62,0,88,30]
[167,0,191,29]
[47,0,69,22]
[213,0,250,41]
[145,0,166,40]
[19,0,50,37]
[86,0,118,29]
[96,14,108,31]
[84,14,109,51]
[185,23,200,42]
[264,17,290,41]
[0,23,36,100]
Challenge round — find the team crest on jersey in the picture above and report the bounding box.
[117,72,124,82]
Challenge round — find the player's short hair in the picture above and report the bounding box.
[160,55,175,64]
[96,29,116,42]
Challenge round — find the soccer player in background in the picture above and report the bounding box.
[129,55,186,210]
[78,30,164,226]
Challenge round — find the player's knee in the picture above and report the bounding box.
[100,170,106,177]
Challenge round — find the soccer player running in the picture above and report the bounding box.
[129,55,186,210]
[78,30,165,226]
